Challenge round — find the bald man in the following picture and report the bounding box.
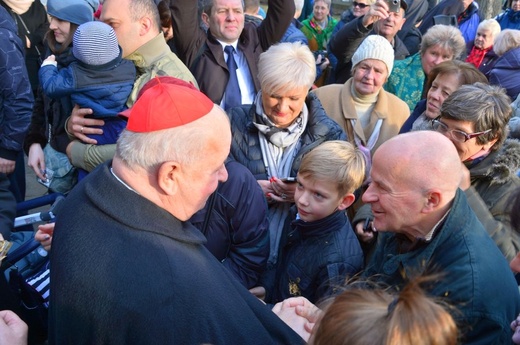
[362,131,520,345]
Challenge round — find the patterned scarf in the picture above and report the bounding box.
[252,91,308,265]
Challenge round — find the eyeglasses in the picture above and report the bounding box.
[431,118,492,143]
[353,1,369,8]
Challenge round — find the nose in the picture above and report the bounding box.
[226,9,236,21]
[429,88,440,100]
[49,17,58,30]
[218,165,228,183]
[277,98,290,113]
[361,184,376,204]
[296,191,309,206]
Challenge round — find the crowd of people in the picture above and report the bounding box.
[2,0,520,344]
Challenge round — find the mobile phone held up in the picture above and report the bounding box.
[280,177,297,183]
[386,0,400,12]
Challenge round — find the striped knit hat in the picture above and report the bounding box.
[72,21,120,66]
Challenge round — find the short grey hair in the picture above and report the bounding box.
[258,42,316,95]
[440,83,512,152]
[493,29,520,56]
[116,107,230,171]
[477,19,501,42]
[129,0,161,31]
[420,25,466,59]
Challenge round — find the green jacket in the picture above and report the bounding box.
[384,52,424,112]
[300,15,338,52]
[69,34,197,172]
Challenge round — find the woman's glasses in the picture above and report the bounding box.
[353,1,369,8]
[431,118,491,143]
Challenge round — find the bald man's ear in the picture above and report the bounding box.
[422,190,442,213]
[157,161,180,196]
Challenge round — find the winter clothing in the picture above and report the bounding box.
[329,16,409,84]
[171,0,294,104]
[511,94,520,140]
[39,48,135,147]
[0,172,15,240]
[300,15,338,52]
[458,1,480,43]
[364,189,520,345]
[0,0,48,94]
[384,52,425,111]
[190,160,270,289]
[466,41,499,78]
[419,0,480,43]
[495,8,520,30]
[313,78,410,155]
[68,33,198,172]
[0,6,33,161]
[281,18,308,45]
[264,207,363,304]
[489,46,520,101]
[227,93,346,181]
[49,162,304,345]
[399,99,427,133]
[351,35,395,75]
[72,21,119,66]
[464,139,520,262]
[46,0,98,26]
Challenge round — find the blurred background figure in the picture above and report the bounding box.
[495,0,520,30]
[489,29,520,101]
[465,19,501,78]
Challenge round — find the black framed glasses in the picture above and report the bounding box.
[431,119,492,143]
[353,1,369,8]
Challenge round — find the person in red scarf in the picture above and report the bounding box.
[466,18,501,78]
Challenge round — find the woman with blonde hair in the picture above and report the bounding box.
[489,29,520,100]
[310,275,458,345]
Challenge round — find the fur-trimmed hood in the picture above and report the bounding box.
[471,139,520,184]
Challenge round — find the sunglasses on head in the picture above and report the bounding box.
[353,1,369,8]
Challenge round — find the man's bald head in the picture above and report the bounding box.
[375,131,462,196]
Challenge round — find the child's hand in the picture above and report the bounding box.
[42,54,57,66]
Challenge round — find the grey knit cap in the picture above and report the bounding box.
[73,22,120,66]
[352,35,395,75]
[47,0,99,26]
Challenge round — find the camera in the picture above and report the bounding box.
[385,0,401,12]
[313,50,327,59]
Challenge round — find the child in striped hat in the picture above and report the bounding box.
[39,21,136,179]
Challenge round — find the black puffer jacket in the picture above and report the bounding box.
[227,93,346,180]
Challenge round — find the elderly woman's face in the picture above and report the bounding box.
[425,73,460,119]
[434,117,496,162]
[474,29,494,49]
[421,45,454,76]
[261,87,308,128]
[352,59,388,96]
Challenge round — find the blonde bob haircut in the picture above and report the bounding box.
[258,42,316,96]
[297,141,366,197]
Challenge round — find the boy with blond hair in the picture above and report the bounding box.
[262,140,366,304]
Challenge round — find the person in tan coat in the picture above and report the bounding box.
[313,35,409,159]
